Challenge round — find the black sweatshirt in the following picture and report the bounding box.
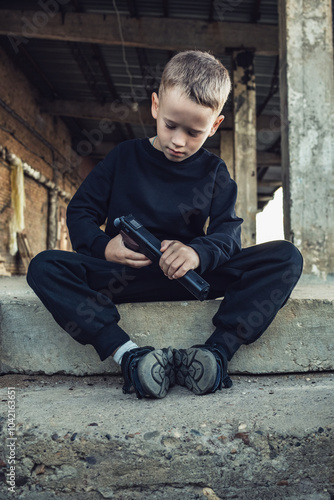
[67,138,243,274]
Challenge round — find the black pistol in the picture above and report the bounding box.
[114,214,210,301]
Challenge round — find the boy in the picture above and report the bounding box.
[27,51,303,399]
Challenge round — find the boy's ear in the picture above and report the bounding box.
[209,114,225,137]
[151,92,159,119]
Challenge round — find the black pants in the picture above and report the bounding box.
[27,240,303,362]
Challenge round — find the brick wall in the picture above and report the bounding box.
[0,47,95,274]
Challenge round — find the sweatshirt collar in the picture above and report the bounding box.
[142,137,204,166]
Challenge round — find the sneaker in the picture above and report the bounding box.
[121,346,175,399]
[173,344,232,395]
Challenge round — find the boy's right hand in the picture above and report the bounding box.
[104,234,152,268]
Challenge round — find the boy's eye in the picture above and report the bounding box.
[165,122,200,137]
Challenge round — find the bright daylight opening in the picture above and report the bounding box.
[256,187,284,244]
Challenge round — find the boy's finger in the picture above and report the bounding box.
[125,249,151,262]
[127,258,152,268]
[160,240,174,252]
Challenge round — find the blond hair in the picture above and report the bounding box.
[159,50,231,113]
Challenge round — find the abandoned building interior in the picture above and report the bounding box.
[0,0,333,278]
[0,4,333,497]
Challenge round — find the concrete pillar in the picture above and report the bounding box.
[220,129,234,178]
[232,50,257,247]
[279,0,334,278]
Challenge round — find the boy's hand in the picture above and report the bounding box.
[159,240,200,279]
[105,235,152,268]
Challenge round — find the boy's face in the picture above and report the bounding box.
[151,87,224,162]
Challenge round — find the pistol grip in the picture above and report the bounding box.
[120,230,140,252]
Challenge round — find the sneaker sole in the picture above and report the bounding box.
[174,347,217,395]
[137,347,174,399]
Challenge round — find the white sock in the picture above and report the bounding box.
[113,340,139,365]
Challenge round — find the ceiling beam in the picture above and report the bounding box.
[41,99,156,125]
[41,98,281,130]
[257,151,281,165]
[257,180,282,187]
[258,195,275,202]
[0,10,278,55]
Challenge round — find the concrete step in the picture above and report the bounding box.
[0,276,333,376]
[0,372,333,499]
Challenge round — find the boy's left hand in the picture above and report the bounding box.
[159,240,200,279]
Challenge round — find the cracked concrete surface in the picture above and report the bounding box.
[0,372,333,499]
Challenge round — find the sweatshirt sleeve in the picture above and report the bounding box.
[188,167,243,274]
[66,157,114,259]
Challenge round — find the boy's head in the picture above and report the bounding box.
[159,50,231,113]
[151,50,231,162]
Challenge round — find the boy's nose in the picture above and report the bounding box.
[171,130,186,147]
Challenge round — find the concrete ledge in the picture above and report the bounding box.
[0,277,333,375]
[0,372,333,499]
